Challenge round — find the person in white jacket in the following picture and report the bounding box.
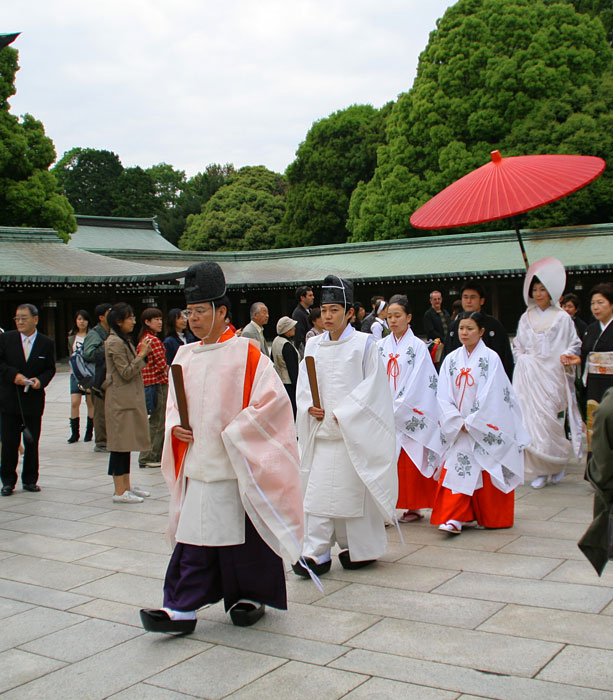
[293,275,396,577]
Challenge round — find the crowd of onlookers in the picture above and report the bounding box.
[1,277,611,512]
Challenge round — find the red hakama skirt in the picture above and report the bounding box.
[430,467,514,528]
[396,449,438,510]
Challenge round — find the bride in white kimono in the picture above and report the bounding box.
[431,312,529,534]
[378,294,443,522]
[512,257,582,489]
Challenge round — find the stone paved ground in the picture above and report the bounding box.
[1,369,613,699]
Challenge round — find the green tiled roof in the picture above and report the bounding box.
[69,215,179,253]
[0,227,185,283]
[103,224,613,289]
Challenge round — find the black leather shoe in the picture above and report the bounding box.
[139,609,196,635]
[22,484,41,492]
[230,602,265,627]
[338,550,375,570]
[1,486,14,497]
[291,557,332,578]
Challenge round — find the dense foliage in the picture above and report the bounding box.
[0,46,75,241]
[347,0,613,242]
[179,166,287,251]
[278,104,391,248]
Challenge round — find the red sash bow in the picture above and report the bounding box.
[387,353,400,391]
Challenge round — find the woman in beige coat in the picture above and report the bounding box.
[104,303,152,504]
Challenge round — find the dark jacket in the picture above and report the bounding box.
[0,330,56,416]
[163,331,197,365]
[83,324,109,390]
[444,312,514,379]
[423,307,451,341]
[578,387,613,575]
[360,311,376,334]
[581,321,613,404]
[291,304,310,354]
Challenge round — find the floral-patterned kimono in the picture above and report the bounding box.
[378,328,443,510]
[431,340,530,528]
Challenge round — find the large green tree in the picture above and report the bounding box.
[179,165,286,251]
[53,147,124,217]
[155,163,235,246]
[111,166,158,217]
[348,0,613,242]
[279,103,391,248]
[564,0,613,44]
[0,45,75,241]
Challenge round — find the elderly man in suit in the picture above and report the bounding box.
[241,302,269,355]
[0,304,56,496]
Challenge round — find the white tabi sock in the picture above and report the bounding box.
[162,607,196,620]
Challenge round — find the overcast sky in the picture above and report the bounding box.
[6,1,455,176]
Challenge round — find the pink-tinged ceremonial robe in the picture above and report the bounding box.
[161,331,303,564]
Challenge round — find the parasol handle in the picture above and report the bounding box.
[171,364,191,431]
[305,356,323,421]
[512,217,529,271]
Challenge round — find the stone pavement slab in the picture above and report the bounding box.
[1,370,612,698]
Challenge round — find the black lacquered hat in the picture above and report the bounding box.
[184,262,227,304]
[320,275,353,309]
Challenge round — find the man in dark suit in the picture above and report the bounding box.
[443,281,514,379]
[0,304,56,496]
[291,285,314,357]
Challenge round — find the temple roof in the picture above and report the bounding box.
[0,227,185,284]
[103,223,613,289]
[68,215,180,253]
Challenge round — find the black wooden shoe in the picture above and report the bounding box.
[338,550,375,570]
[291,557,331,578]
[230,602,265,627]
[139,609,196,635]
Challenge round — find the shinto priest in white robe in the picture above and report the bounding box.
[438,339,530,496]
[161,330,304,566]
[296,324,397,562]
[512,257,583,478]
[377,327,443,474]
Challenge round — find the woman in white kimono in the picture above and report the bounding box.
[431,312,529,534]
[378,295,443,522]
[513,257,582,489]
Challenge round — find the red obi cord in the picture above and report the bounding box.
[455,367,474,411]
[387,353,400,391]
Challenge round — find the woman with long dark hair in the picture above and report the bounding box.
[137,308,169,469]
[67,309,94,443]
[163,308,197,365]
[104,303,152,503]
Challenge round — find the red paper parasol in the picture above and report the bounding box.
[410,151,606,269]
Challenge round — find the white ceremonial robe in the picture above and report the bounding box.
[296,325,396,561]
[513,304,582,477]
[377,328,443,473]
[438,340,530,496]
[161,334,303,564]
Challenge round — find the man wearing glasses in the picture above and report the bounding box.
[0,304,56,496]
[140,262,303,635]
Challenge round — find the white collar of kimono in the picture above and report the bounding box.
[460,338,487,365]
[388,327,414,348]
[601,317,613,333]
[322,323,354,342]
[534,304,555,316]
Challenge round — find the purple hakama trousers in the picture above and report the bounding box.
[163,515,287,612]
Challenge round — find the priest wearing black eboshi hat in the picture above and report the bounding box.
[293,274,397,578]
[140,261,304,635]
